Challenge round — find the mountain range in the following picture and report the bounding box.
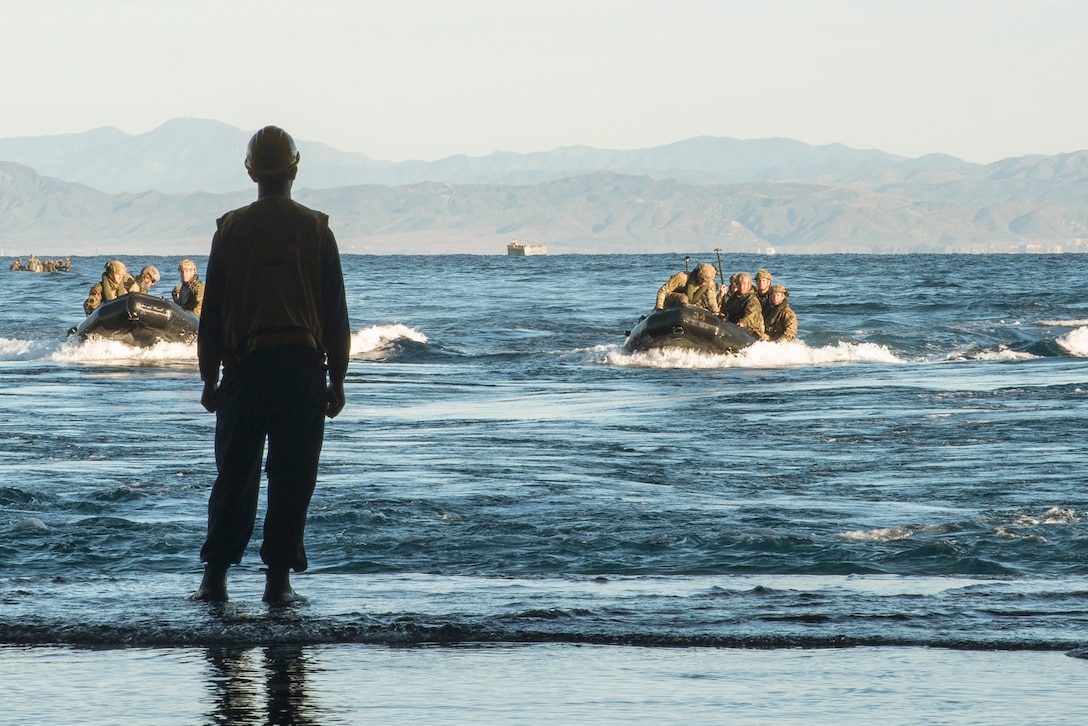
[1,118,1087,255]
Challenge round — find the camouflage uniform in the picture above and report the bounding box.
[754,269,773,306]
[83,283,103,315]
[723,290,766,339]
[655,263,721,315]
[762,285,798,342]
[85,261,137,314]
[173,275,205,315]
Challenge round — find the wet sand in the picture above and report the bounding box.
[6,643,1088,724]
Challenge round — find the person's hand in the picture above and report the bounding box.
[326,379,346,419]
[201,381,218,413]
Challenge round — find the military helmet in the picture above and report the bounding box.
[105,259,126,275]
[755,268,772,281]
[694,263,717,284]
[178,259,196,272]
[735,272,753,285]
[141,265,161,282]
[770,284,788,298]
[245,125,300,175]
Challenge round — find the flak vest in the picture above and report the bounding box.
[684,280,714,309]
[764,303,795,341]
[214,197,328,362]
[101,274,133,301]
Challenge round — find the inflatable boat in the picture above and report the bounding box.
[624,304,756,355]
[67,292,199,347]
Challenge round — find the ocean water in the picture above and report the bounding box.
[4,252,1088,724]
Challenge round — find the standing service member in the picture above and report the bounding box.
[192,125,351,604]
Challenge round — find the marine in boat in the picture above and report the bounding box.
[624,303,756,355]
[67,292,199,347]
[625,259,758,355]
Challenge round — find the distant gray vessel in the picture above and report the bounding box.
[507,239,547,256]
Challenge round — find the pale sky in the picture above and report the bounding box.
[4,0,1087,164]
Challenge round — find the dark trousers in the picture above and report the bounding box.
[200,346,327,572]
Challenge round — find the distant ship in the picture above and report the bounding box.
[507,239,547,256]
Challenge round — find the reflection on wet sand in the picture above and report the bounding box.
[204,645,320,725]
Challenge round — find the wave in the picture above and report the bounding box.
[350,324,427,355]
[4,572,1087,651]
[1038,318,1088,327]
[840,507,1079,545]
[946,346,1040,362]
[1055,326,1088,357]
[596,339,902,369]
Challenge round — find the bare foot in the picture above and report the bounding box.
[263,567,308,605]
[190,563,229,602]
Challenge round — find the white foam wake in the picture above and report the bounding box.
[49,337,197,365]
[1,325,429,363]
[0,336,196,365]
[599,339,901,369]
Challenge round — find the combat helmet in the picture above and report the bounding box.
[694,263,717,284]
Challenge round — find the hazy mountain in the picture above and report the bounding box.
[4,162,1087,256]
[2,118,1087,255]
[0,118,993,193]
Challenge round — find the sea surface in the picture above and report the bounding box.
[4,252,1088,724]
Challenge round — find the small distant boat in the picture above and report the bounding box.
[507,239,547,256]
[624,304,756,355]
[67,292,199,347]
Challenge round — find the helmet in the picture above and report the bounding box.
[105,260,126,275]
[245,126,300,175]
[755,268,772,281]
[694,263,717,284]
[770,284,788,298]
[141,265,161,282]
[735,272,752,286]
[178,259,196,272]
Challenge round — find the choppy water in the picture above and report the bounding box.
[4,252,1088,724]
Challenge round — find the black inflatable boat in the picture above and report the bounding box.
[624,304,756,355]
[67,292,199,347]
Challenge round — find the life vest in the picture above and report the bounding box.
[101,273,134,301]
[213,196,329,359]
[683,279,714,309]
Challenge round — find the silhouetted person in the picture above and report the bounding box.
[192,126,350,604]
